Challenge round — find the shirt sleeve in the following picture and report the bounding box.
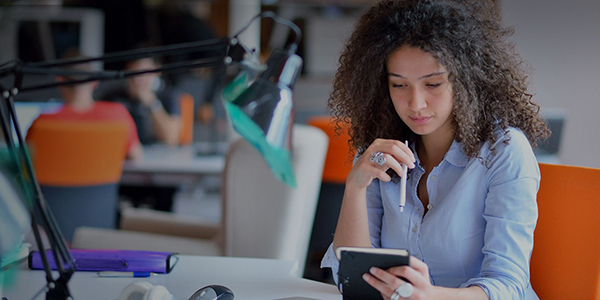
[367,178,383,248]
[320,242,340,286]
[460,129,539,300]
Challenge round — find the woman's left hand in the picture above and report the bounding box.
[363,256,436,300]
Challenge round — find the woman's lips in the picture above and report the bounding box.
[410,116,431,124]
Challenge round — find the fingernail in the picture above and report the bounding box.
[362,273,370,281]
[370,267,377,274]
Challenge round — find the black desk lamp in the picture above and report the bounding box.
[0,11,301,299]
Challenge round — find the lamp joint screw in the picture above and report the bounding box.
[2,90,9,98]
[48,282,55,289]
[230,38,238,45]
[224,57,233,64]
[11,87,18,96]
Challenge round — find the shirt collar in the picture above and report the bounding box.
[411,140,470,168]
[444,140,470,167]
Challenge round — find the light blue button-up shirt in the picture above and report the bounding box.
[321,128,540,300]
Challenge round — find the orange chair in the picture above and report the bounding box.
[531,163,600,299]
[26,119,128,241]
[179,93,194,145]
[307,115,354,184]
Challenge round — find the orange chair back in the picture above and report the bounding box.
[179,93,194,145]
[26,119,128,186]
[307,116,354,184]
[531,163,600,299]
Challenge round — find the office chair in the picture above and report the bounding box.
[530,163,600,299]
[72,124,329,277]
[26,119,128,242]
[307,115,353,185]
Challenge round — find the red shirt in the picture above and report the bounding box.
[28,101,140,153]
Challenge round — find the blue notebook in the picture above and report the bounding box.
[29,249,179,273]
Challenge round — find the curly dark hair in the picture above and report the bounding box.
[328,0,550,162]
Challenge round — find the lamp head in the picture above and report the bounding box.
[223,48,302,187]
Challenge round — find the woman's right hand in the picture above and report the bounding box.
[346,139,416,189]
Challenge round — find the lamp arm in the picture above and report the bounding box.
[2,37,248,94]
[28,37,230,69]
[17,55,229,92]
[232,11,302,54]
[0,37,230,77]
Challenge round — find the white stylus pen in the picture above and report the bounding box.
[399,140,408,212]
[97,271,156,278]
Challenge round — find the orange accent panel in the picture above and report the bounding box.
[531,163,600,299]
[179,93,194,145]
[27,120,128,186]
[308,116,354,184]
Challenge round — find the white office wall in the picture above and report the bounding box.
[501,0,600,168]
[305,17,355,75]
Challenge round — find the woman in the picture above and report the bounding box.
[320,0,550,299]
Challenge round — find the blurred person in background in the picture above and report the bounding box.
[26,48,143,161]
[105,56,183,146]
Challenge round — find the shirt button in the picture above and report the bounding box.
[412,226,418,233]
[430,175,437,181]
[427,204,433,210]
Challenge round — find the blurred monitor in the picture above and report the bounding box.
[0,6,104,63]
[0,6,103,102]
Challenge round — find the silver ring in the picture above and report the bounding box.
[390,291,400,300]
[370,151,386,166]
[395,283,414,298]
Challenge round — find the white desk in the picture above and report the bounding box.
[1,255,341,300]
[121,143,226,187]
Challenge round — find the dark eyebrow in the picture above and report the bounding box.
[388,72,447,80]
[419,72,447,79]
[388,72,406,79]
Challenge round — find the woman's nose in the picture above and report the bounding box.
[408,88,427,111]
